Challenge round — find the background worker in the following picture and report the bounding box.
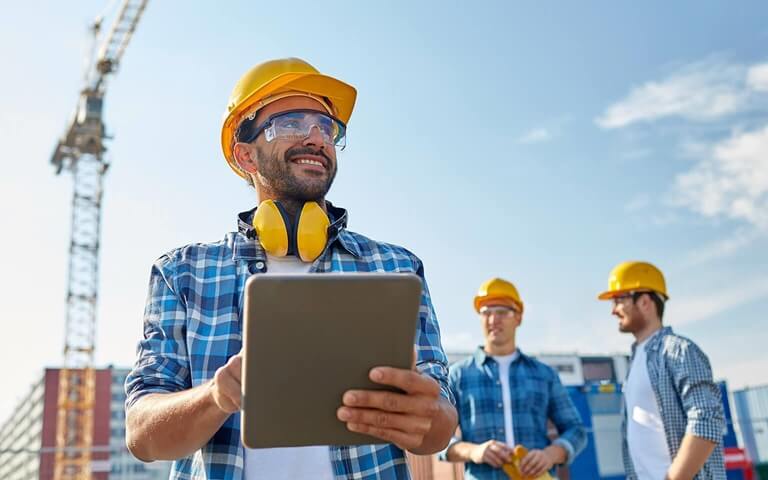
[441,277,586,479]
[598,261,726,480]
[124,57,457,479]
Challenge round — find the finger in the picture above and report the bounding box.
[491,442,513,459]
[227,353,243,382]
[519,452,536,473]
[484,449,506,468]
[337,407,431,435]
[369,367,440,396]
[214,366,242,409]
[346,423,423,451]
[524,461,547,478]
[412,346,417,371]
[342,389,438,416]
[520,453,545,476]
[210,378,239,413]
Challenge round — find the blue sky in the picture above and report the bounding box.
[1,1,767,423]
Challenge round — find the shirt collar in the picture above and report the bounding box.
[232,201,360,261]
[632,326,672,355]
[473,345,526,367]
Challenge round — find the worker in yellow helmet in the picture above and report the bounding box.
[440,278,586,479]
[598,261,726,480]
[124,58,457,479]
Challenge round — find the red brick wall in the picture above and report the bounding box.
[40,369,60,480]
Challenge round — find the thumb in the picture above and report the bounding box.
[412,346,417,371]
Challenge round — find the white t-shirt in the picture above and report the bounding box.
[244,254,334,480]
[624,331,671,480]
[492,351,519,447]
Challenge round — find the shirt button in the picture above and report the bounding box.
[255,261,265,270]
[497,402,503,409]
[496,381,501,385]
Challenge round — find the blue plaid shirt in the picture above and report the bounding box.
[125,205,453,480]
[622,327,726,480]
[440,347,586,480]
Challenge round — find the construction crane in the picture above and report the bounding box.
[50,1,148,478]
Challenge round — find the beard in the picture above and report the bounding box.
[255,143,337,202]
[618,310,644,333]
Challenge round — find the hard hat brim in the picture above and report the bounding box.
[474,295,523,313]
[597,289,669,301]
[597,290,622,301]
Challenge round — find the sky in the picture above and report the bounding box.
[1,1,767,424]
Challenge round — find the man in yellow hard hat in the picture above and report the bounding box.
[598,261,725,480]
[124,58,457,479]
[440,278,586,479]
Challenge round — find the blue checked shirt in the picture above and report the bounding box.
[124,205,453,480]
[622,327,726,480]
[440,347,587,480]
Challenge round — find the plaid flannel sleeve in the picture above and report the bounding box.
[548,372,587,464]
[672,342,725,443]
[437,366,463,461]
[124,255,192,410]
[412,257,454,406]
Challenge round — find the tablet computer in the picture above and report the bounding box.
[241,272,422,448]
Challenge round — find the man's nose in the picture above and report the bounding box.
[303,125,326,148]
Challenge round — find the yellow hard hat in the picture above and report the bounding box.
[597,261,669,300]
[220,57,357,178]
[474,278,524,313]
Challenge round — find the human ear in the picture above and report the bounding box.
[233,142,258,175]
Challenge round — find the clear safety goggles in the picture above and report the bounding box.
[611,290,665,306]
[240,109,347,149]
[479,305,518,317]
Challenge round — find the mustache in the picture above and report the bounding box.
[284,146,333,165]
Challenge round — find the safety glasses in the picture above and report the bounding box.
[479,306,518,318]
[611,291,660,306]
[239,109,347,149]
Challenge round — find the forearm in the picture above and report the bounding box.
[126,382,230,461]
[410,397,458,455]
[445,441,479,462]
[666,434,717,480]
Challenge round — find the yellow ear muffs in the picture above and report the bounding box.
[296,201,331,262]
[252,200,290,257]
[251,200,330,262]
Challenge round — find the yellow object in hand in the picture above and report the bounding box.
[501,445,553,480]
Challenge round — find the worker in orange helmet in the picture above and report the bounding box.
[598,261,726,480]
[124,58,457,479]
[440,278,586,479]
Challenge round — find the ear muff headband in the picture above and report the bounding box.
[251,200,330,262]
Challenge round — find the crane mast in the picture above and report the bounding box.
[50,1,148,478]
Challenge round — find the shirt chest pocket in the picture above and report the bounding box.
[516,375,550,416]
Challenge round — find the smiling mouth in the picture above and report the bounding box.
[290,155,328,171]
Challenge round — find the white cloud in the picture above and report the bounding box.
[678,229,761,269]
[595,59,768,129]
[673,125,768,229]
[667,276,768,327]
[747,63,768,92]
[517,127,552,144]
